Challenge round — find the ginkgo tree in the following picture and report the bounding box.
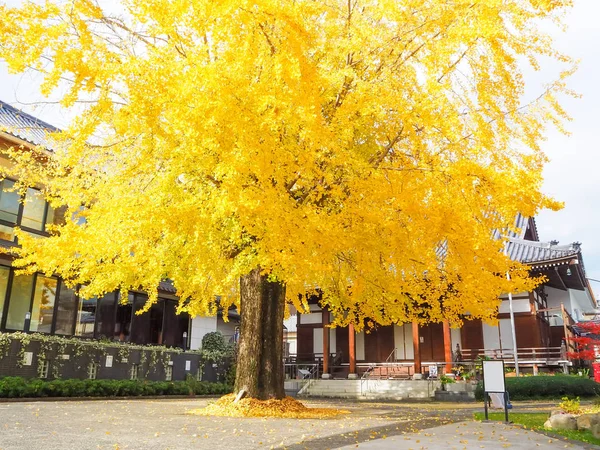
[0,0,573,400]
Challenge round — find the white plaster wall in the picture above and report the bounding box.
[330,328,337,353]
[451,328,461,351]
[189,316,218,350]
[403,324,414,359]
[482,323,500,350]
[356,331,365,360]
[570,288,595,321]
[283,313,297,332]
[499,319,514,350]
[312,327,336,355]
[546,287,572,317]
[313,328,322,354]
[498,298,530,314]
[301,312,322,324]
[394,325,405,359]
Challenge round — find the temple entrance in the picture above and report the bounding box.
[419,323,445,362]
[364,325,395,362]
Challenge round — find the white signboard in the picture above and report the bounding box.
[185,360,191,371]
[23,352,33,366]
[105,355,113,368]
[483,360,505,392]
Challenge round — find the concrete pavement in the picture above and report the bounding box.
[338,420,588,449]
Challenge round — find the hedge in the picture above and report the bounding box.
[475,375,600,401]
[0,377,232,399]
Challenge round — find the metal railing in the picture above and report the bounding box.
[284,363,319,381]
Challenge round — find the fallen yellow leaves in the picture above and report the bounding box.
[188,394,350,419]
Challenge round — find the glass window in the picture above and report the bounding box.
[150,301,164,344]
[95,292,117,339]
[0,224,14,241]
[30,276,58,333]
[75,297,97,338]
[114,294,133,342]
[163,300,189,348]
[21,188,46,231]
[5,274,34,330]
[0,179,20,224]
[131,294,151,344]
[0,266,9,325]
[54,283,78,335]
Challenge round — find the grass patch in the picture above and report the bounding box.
[473,412,600,446]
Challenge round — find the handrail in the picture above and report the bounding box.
[384,348,397,363]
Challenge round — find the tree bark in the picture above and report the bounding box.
[235,268,286,400]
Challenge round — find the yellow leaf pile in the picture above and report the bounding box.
[189,394,349,419]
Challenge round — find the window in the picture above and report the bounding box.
[54,283,78,335]
[129,363,139,380]
[163,300,189,348]
[21,188,46,231]
[0,179,19,224]
[5,274,35,330]
[87,362,98,380]
[95,292,117,339]
[37,359,50,379]
[114,296,133,342]
[75,297,97,338]
[131,294,151,344]
[0,266,10,326]
[0,182,61,241]
[30,276,57,333]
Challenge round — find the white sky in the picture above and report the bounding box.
[0,1,599,296]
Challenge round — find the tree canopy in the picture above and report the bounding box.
[0,0,573,328]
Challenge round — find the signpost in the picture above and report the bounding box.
[482,360,509,423]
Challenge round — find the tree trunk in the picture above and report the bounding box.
[235,268,286,400]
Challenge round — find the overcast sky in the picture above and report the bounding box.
[0,1,599,296]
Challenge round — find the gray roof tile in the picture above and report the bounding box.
[0,101,59,150]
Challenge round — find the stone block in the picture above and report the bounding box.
[547,413,578,431]
[577,413,600,431]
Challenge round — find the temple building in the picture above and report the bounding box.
[292,217,596,378]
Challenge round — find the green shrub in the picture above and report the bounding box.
[0,377,232,399]
[475,375,600,401]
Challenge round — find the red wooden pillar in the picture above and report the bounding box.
[348,323,356,378]
[443,320,453,373]
[412,321,421,375]
[322,308,330,377]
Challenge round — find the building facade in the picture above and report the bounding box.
[293,218,596,378]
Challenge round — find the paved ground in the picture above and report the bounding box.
[0,398,591,450]
[338,421,588,449]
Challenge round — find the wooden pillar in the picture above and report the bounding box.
[322,308,330,376]
[443,320,452,373]
[412,321,421,375]
[348,323,356,377]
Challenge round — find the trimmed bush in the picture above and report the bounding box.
[0,377,232,399]
[475,375,600,401]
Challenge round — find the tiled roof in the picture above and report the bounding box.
[158,280,177,294]
[506,238,581,267]
[0,100,60,150]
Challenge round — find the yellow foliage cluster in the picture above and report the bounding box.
[0,0,574,327]
[189,393,349,419]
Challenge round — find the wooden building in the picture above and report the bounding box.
[294,218,596,378]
